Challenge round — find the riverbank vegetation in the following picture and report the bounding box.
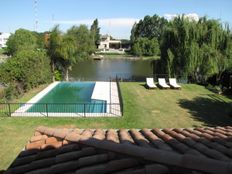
[131,15,232,92]
[0,20,99,101]
[0,29,52,101]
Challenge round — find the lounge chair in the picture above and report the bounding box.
[146,78,157,89]
[169,78,181,89]
[158,78,170,89]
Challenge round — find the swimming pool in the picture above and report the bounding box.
[27,82,107,113]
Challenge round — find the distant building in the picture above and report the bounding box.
[98,34,122,50]
[0,32,11,48]
[98,34,131,54]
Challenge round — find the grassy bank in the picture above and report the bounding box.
[0,83,232,170]
[96,53,160,60]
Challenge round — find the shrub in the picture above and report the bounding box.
[0,50,52,100]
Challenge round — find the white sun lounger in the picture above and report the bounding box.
[169,78,181,89]
[146,78,157,89]
[158,78,170,89]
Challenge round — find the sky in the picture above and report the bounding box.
[0,0,232,39]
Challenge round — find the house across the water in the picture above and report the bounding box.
[98,34,130,54]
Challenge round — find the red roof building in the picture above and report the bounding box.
[4,126,232,174]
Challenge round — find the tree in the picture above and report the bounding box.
[6,29,38,55]
[131,15,168,41]
[57,35,77,81]
[159,15,232,83]
[90,19,100,48]
[47,25,63,81]
[0,50,52,98]
[131,37,160,56]
[67,25,95,58]
[47,25,95,81]
[130,15,168,56]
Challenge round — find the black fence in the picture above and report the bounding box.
[0,102,121,117]
[116,76,123,115]
[109,73,190,83]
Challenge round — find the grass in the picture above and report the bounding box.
[0,82,232,170]
[140,55,160,60]
[95,53,160,60]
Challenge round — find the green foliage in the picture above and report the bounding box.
[4,84,18,100]
[32,31,46,49]
[130,15,167,56]
[132,37,160,56]
[160,16,232,83]
[90,19,100,48]
[67,25,95,58]
[54,70,62,81]
[132,15,168,40]
[0,50,52,99]
[47,25,95,80]
[6,29,38,55]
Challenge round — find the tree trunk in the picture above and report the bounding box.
[65,66,69,81]
[52,60,55,82]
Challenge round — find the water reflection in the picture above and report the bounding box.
[69,59,153,81]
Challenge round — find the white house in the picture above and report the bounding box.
[98,34,121,50]
[0,32,11,48]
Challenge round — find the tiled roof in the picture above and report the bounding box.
[4,126,232,174]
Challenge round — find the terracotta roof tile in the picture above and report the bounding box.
[119,129,134,144]
[140,128,173,151]
[53,128,70,139]
[93,129,105,140]
[106,129,119,143]
[45,137,58,144]
[30,135,48,142]
[129,129,151,148]
[34,131,42,136]
[26,139,45,150]
[5,126,232,174]
[78,154,109,167]
[65,132,81,142]
[41,141,62,150]
[145,164,170,174]
[80,129,93,141]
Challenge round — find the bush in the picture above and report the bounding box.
[0,50,52,100]
[4,84,18,100]
[0,88,5,100]
[54,70,62,81]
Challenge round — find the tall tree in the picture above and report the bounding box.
[130,15,168,56]
[160,15,232,83]
[6,29,38,55]
[57,34,77,81]
[47,25,62,81]
[90,19,100,48]
[131,15,168,41]
[67,25,95,58]
[47,25,95,81]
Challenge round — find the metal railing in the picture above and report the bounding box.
[109,73,191,83]
[0,102,121,117]
[116,76,123,115]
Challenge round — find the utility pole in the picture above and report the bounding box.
[34,0,38,31]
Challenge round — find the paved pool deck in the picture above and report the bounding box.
[11,81,121,117]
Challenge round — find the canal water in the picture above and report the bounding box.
[69,59,153,81]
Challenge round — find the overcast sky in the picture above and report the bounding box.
[0,0,232,39]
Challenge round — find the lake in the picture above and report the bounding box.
[69,59,153,81]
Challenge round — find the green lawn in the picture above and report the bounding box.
[0,82,232,170]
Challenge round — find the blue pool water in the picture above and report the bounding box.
[27,82,106,113]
